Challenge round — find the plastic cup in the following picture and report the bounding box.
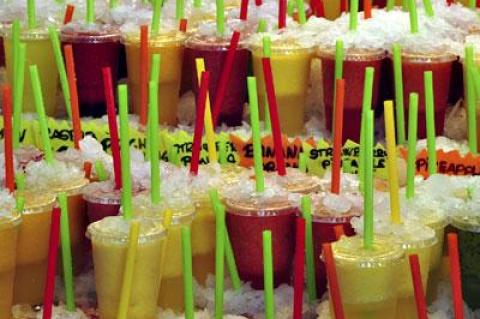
[269,168,321,194]
[60,23,123,117]
[88,216,166,319]
[4,28,59,116]
[251,44,314,136]
[332,236,404,319]
[400,51,457,138]
[124,31,186,126]
[320,47,385,143]
[224,193,298,289]
[13,191,55,306]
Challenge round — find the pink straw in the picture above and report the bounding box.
[2,85,14,193]
[278,0,287,28]
[448,233,465,319]
[409,255,428,319]
[190,71,210,175]
[293,218,305,319]
[331,79,345,195]
[240,0,249,20]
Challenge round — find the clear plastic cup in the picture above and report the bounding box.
[268,168,321,194]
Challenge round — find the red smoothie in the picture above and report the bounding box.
[320,48,385,143]
[0,36,5,67]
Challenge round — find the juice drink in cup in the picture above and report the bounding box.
[268,167,321,194]
[13,191,55,305]
[400,51,456,138]
[4,28,59,116]
[332,236,404,318]
[124,30,185,126]
[88,216,166,319]
[61,23,122,117]
[320,47,385,142]
[251,42,314,136]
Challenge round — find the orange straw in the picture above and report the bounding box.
[331,79,345,195]
[334,225,345,240]
[139,25,149,126]
[179,18,188,32]
[64,45,82,149]
[364,0,372,19]
[83,161,92,179]
[323,243,345,319]
[448,233,464,319]
[63,5,75,25]
[2,85,14,193]
[408,255,428,319]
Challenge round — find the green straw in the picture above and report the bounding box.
[263,36,272,57]
[149,81,161,204]
[16,195,25,213]
[247,77,265,193]
[471,63,480,99]
[151,0,162,35]
[469,0,475,8]
[406,93,418,199]
[216,0,225,36]
[49,27,72,120]
[393,44,406,145]
[110,0,118,8]
[296,0,306,24]
[257,19,267,33]
[194,0,202,8]
[386,0,395,11]
[349,0,359,31]
[465,46,478,154]
[27,0,37,29]
[118,85,133,219]
[359,67,374,191]
[423,0,434,17]
[182,226,194,319]
[263,230,275,319]
[58,192,75,311]
[176,0,185,20]
[299,152,307,173]
[301,196,317,303]
[86,0,95,24]
[15,172,25,191]
[408,0,419,33]
[150,54,161,82]
[215,204,226,319]
[12,41,26,150]
[95,160,108,181]
[287,0,295,16]
[424,71,437,175]
[363,110,374,249]
[332,39,344,127]
[29,65,54,164]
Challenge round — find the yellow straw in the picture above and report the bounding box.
[157,209,174,293]
[195,58,218,164]
[384,101,401,224]
[117,220,140,319]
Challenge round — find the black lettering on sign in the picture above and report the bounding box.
[321,159,331,170]
[416,158,428,171]
[244,143,254,158]
[309,149,320,160]
[226,153,236,163]
[137,137,146,150]
[180,155,191,166]
[264,145,275,158]
[50,129,72,141]
[160,151,169,161]
[285,145,299,159]
[264,161,275,171]
[375,158,386,169]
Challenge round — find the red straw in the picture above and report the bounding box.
[262,57,287,176]
[42,207,61,319]
[331,79,345,195]
[293,218,305,319]
[340,0,349,12]
[364,0,372,19]
[64,45,82,150]
[212,31,240,126]
[255,0,262,6]
[83,161,92,180]
[278,0,287,28]
[179,18,188,32]
[2,85,14,193]
[102,67,122,190]
[323,243,345,319]
[63,4,75,25]
[313,0,325,17]
[240,0,249,20]
[408,255,429,319]
[334,225,345,240]
[448,233,465,319]
[190,72,209,175]
[139,25,149,126]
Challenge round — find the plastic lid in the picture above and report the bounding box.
[401,50,457,63]
[131,193,196,225]
[123,29,186,46]
[312,192,363,223]
[268,168,321,194]
[451,215,480,233]
[17,191,56,215]
[61,22,122,43]
[82,181,127,205]
[225,194,296,216]
[318,46,386,61]
[3,27,50,40]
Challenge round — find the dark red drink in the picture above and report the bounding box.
[320,48,385,143]
[61,23,122,117]
[225,196,298,289]
[401,52,456,138]
[0,36,5,67]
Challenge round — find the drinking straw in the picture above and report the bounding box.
[332,39,344,120]
[287,0,295,17]
[257,19,267,32]
[30,66,54,164]
[468,0,475,8]
[64,44,82,149]
[151,0,162,35]
[194,0,202,9]
[190,72,209,175]
[16,195,24,213]
[102,68,122,189]
[139,25,149,126]
[263,230,275,319]
[2,85,14,193]
[448,233,465,319]
[64,4,75,24]
[117,221,140,319]
[331,79,345,195]
[299,152,307,173]
[262,57,287,176]
[86,0,95,24]
[176,0,185,21]
[150,54,161,83]
[256,0,262,6]
[423,0,434,17]
[118,85,133,219]
[386,0,394,11]
[359,67,374,190]
[424,71,437,176]
[148,81,161,204]
[334,225,345,239]
[182,226,194,319]
[247,77,266,192]
[364,0,372,18]
[349,0,359,31]
[195,58,218,163]
[15,172,25,192]
[384,101,401,224]
[110,0,118,8]
[406,93,418,199]
[293,218,306,319]
[157,209,173,292]
[179,18,188,32]
[408,0,419,33]
[262,37,272,132]
[323,243,345,319]
[408,255,428,319]
[279,0,287,28]
[240,0,249,20]
[393,44,406,145]
[12,42,26,150]
[215,204,226,319]
[363,110,374,249]
[465,46,478,154]
[84,161,92,179]
[42,207,60,319]
[49,28,72,120]
[301,196,317,302]
[58,192,75,311]
[296,0,307,24]
[94,160,108,181]
[27,0,37,29]
[212,31,241,126]
[216,0,225,35]
[472,65,480,99]
[340,0,348,12]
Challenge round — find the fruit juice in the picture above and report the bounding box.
[60,23,122,117]
[401,51,456,138]
[320,48,385,142]
[13,191,55,305]
[0,36,4,67]
[332,236,404,319]
[4,28,59,116]
[251,44,314,136]
[225,193,298,289]
[186,35,251,126]
[88,216,166,319]
[124,31,185,126]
